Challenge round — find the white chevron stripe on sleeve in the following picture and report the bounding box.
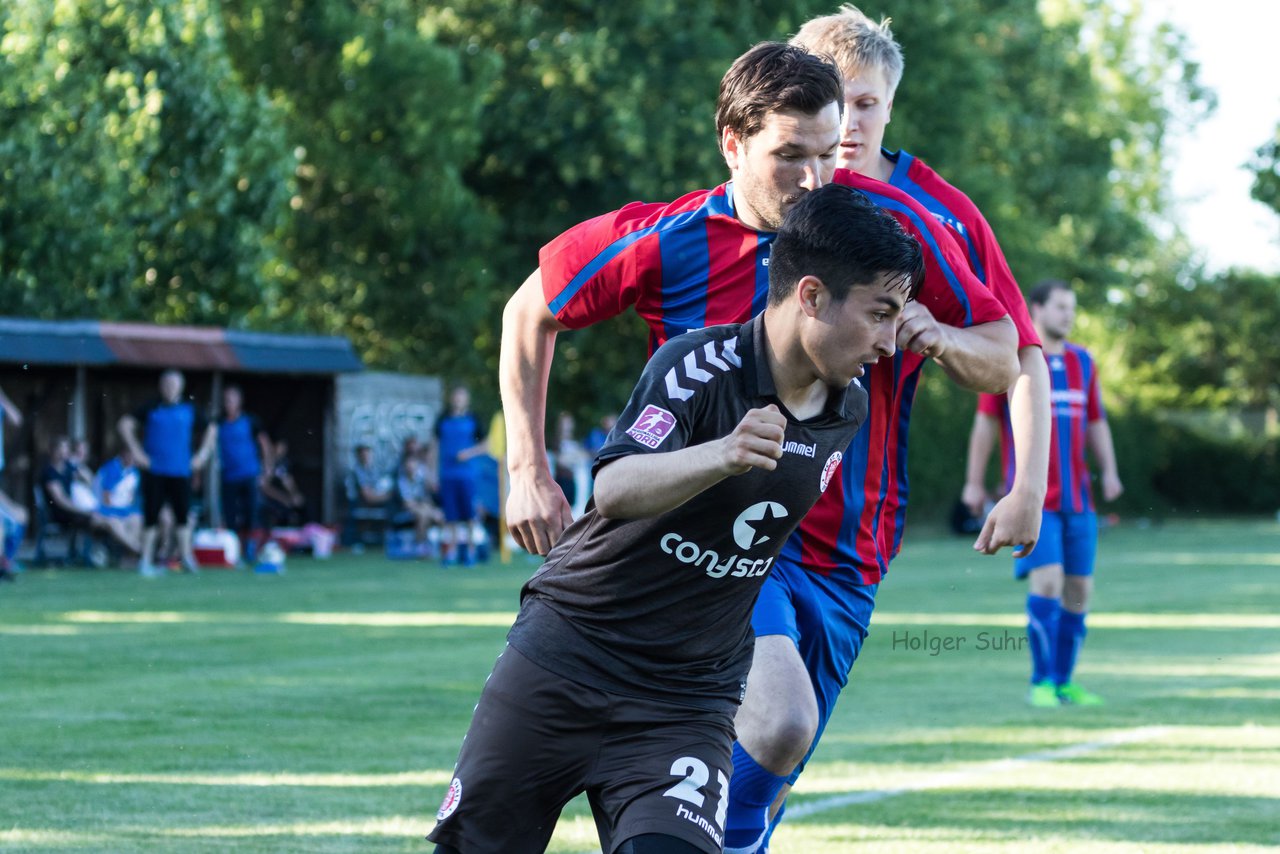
[682,351,713,383]
[722,337,742,367]
[703,341,730,371]
[665,367,694,401]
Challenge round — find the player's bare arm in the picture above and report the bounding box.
[191,423,217,472]
[975,347,1050,556]
[898,304,1018,393]
[117,415,151,470]
[594,405,787,519]
[499,267,574,555]
[962,410,999,518]
[1086,419,1124,502]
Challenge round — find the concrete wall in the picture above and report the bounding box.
[333,371,443,488]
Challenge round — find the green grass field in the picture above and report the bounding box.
[2,518,1278,852]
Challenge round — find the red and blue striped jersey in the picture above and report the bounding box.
[978,343,1104,513]
[884,149,1039,350]
[541,185,773,350]
[540,170,1009,585]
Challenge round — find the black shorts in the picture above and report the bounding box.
[427,645,735,854]
[142,473,191,527]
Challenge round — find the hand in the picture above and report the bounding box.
[960,482,988,519]
[507,467,574,556]
[191,454,208,473]
[1101,473,1124,502]
[719,405,787,475]
[973,487,1042,558]
[136,451,152,470]
[896,301,949,359]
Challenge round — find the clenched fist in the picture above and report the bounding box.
[719,405,787,475]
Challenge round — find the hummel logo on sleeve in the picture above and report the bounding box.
[664,338,742,402]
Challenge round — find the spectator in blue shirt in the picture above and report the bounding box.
[0,385,27,579]
[435,386,488,566]
[118,370,217,577]
[218,385,272,560]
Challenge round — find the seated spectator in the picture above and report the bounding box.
[343,443,393,548]
[94,447,144,554]
[40,436,140,559]
[396,446,444,551]
[260,439,306,528]
[96,447,142,518]
[346,443,393,508]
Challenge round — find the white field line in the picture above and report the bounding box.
[785,725,1171,819]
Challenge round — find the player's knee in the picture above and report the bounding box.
[1028,564,1064,598]
[1062,576,1092,611]
[757,699,818,769]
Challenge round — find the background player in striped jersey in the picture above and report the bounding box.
[965,279,1123,707]
[500,42,1022,852]
[713,10,1057,850]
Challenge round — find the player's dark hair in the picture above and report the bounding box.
[767,184,924,306]
[1028,279,1072,307]
[716,42,843,148]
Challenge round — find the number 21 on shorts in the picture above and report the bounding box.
[663,755,729,832]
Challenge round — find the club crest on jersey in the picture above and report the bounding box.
[437,777,462,821]
[820,452,843,493]
[626,404,677,449]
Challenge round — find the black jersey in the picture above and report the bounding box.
[507,316,868,712]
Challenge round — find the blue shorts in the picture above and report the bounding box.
[751,559,877,784]
[1015,510,1097,578]
[439,475,477,523]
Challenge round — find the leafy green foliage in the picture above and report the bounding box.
[1250,121,1280,219]
[0,0,294,323]
[221,0,496,376]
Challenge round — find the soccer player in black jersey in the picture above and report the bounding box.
[429,185,923,854]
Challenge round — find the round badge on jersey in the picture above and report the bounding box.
[437,777,462,821]
[820,452,843,493]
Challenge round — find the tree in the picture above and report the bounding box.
[0,0,294,323]
[221,0,497,377]
[1250,121,1280,219]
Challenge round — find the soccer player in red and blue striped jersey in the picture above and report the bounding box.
[967,280,1123,710]
[710,13,1057,851]
[501,43,1022,854]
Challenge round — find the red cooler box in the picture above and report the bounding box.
[193,529,241,568]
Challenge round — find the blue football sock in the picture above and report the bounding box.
[1054,608,1087,685]
[1026,594,1061,684]
[724,742,789,853]
[760,798,787,851]
[4,522,24,560]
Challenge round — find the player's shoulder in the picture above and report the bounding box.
[1064,341,1096,365]
[584,185,729,240]
[832,168,939,233]
[649,323,744,367]
[891,150,987,218]
[644,324,748,401]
